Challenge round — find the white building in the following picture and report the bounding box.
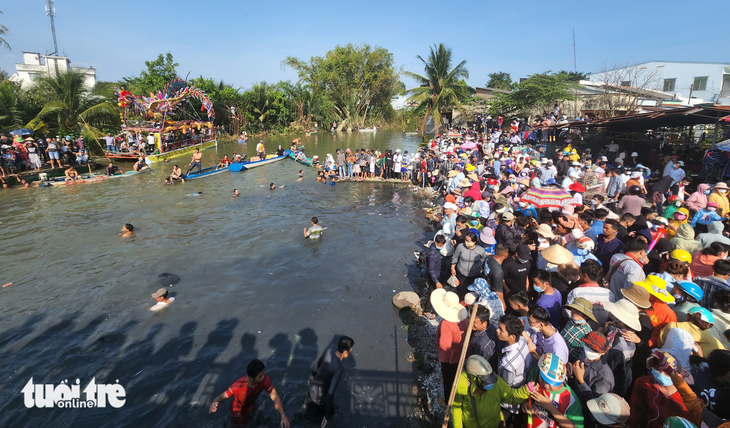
[11,52,96,90]
[588,61,730,106]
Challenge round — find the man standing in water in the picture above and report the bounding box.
[256,140,265,159]
[187,148,202,175]
[308,336,354,427]
[304,216,324,239]
[209,359,290,427]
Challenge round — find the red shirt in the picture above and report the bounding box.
[628,375,692,428]
[420,160,427,173]
[437,319,467,364]
[644,297,677,347]
[227,375,273,424]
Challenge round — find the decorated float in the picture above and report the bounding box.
[113,78,217,163]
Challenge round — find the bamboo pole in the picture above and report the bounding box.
[441,304,479,428]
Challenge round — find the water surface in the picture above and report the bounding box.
[0,130,430,427]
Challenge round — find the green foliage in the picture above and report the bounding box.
[489,71,578,117]
[123,52,178,95]
[486,72,513,90]
[556,70,588,83]
[0,83,24,132]
[92,81,120,99]
[404,43,472,135]
[30,70,119,137]
[0,11,10,51]
[283,43,399,129]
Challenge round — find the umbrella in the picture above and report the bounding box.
[460,141,477,150]
[520,186,574,209]
[9,128,33,136]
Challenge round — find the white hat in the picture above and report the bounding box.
[430,289,468,323]
[601,156,608,162]
[541,158,549,164]
[587,393,630,426]
[572,161,581,166]
[631,152,639,157]
[464,292,479,305]
[677,160,684,166]
[604,299,641,331]
[536,224,555,239]
[444,202,459,211]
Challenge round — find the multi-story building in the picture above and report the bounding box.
[11,52,96,89]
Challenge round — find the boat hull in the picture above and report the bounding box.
[146,140,217,163]
[230,152,289,171]
[184,165,229,180]
[287,151,313,167]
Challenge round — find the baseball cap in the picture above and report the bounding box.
[587,393,631,426]
[152,288,168,298]
[444,202,458,211]
[516,244,531,263]
[501,211,514,221]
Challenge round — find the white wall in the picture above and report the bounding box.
[14,52,96,90]
[589,61,730,105]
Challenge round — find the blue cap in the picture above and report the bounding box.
[676,281,703,302]
[546,178,558,186]
[688,306,714,324]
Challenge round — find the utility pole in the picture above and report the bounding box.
[45,0,58,55]
[573,29,578,118]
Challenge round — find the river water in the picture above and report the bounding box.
[0,131,432,427]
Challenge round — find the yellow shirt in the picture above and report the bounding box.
[659,322,726,357]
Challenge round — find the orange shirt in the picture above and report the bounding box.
[644,297,677,347]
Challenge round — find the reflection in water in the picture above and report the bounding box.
[0,131,427,427]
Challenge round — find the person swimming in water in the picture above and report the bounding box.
[232,189,239,198]
[188,192,203,197]
[298,170,304,180]
[270,183,275,190]
[120,223,134,238]
[150,288,174,312]
[304,216,324,239]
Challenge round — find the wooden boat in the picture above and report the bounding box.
[47,168,151,185]
[146,139,217,163]
[287,151,313,167]
[183,165,230,180]
[357,127,378,132]
[105,152,141,161]
[229,151,290,172]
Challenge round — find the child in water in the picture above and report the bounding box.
[120,223,135,238]
[232,189,239,198]
[298,170,304,180]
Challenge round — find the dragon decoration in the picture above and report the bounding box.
[114,78,215,123]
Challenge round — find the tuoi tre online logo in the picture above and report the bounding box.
[22,377,126,409]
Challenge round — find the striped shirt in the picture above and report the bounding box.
[499,337,533,413]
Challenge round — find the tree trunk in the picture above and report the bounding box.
[420,105,431,136]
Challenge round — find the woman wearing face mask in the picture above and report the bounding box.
[627,350,693,428]
[666,207,690,239]
[690,242,730,278]
[709,182,730,217]
[561,298,596,361]
[451,232,488,301]
[663,195,682,220]
[685,183,711,215]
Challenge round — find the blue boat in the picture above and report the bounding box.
[229,151,290,172]
[183,165,230,180]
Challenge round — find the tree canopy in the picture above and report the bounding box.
[489,71,578,117]
[486,72,513,90]
[404,43,472,135]
[0,11,10,51]
[123,52,178,95]
[283,43,399,129]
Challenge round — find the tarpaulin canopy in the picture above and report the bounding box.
[520,187,574,209]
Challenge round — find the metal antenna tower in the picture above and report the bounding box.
[45,0,58,55]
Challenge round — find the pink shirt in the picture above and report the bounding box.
[437,319,467,364]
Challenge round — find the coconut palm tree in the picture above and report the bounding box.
[0,11,10,51]
[0,83,23,131]
[404,44,471,135]
[31,70,117,135]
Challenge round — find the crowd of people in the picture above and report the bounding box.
[103,127,213,155]
[413,126,730,428]
[0,133,90,176]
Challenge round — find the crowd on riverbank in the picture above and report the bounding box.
[405,127,730,428]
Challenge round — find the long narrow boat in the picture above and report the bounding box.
[183,165,229,180]
[287,151,313,167]
[229,151,290,172]
[146,139,217,163]
[47,169,151,186]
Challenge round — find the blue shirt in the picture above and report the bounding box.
[516,206,538,220]
[590,220,605,239]
[691,209,724,227]
[537,289,563,328]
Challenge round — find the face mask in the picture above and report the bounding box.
[709,207,717,212]
[674,214,687,221]
[533,285,543,293]
[470,220,478,226]
[465,242,476,249]
[520,202,528,208]
[480,382,495,391]
[673,294,684,303]
[705,190,711,195]
[624,171,630,175]
[652,368,673,386]
[721,190,728,194]
[583,346,602,361]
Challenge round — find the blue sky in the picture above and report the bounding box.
[0,0,726,91]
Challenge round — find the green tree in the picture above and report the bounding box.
[123,52,178,95]
[0,11,10,51]
[404,43,472,135]
[30,70,118,137]
[0,83,23,131]
[489,71,577,117]
[486,72,513,90]
[283,43,399,129]
[556,70,588,83]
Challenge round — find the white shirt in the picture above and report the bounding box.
[607,143,619,153]
[150,297,174,312]
[147,135,155,145]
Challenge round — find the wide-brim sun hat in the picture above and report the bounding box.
[448,170,459,178]
[564,297,598,323]
[636,275,675,304]
[480,228,496,245]
[620,283,652,308]
[536,224,555,239]
[467,173,479,182]
[604,299,641,331]
[541,244,573,265]
[715,182,729,190]
[459,178,471,188]
[430,289,468,323]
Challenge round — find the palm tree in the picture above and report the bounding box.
[0,83,23,131]
[404,44,471,135]
[31,70,117,136]
[0,11,10,51]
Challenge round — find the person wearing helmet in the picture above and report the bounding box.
[617,185,646,217]
[660,307,726,357]
[672,281,703,322]
[450,355,532,428]
[524,353,585,428]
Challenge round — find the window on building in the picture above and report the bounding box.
[28,73,40,81]
[720,75,730,98]
[693,76,708,91]
[620,80,631,87]
[663,78,676,92]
